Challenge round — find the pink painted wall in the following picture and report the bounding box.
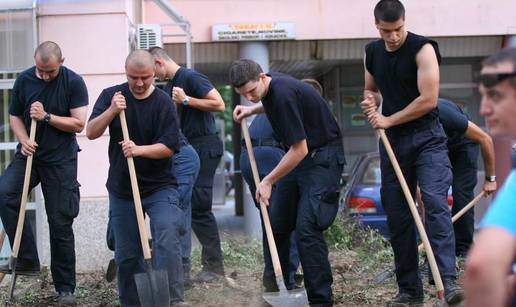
[38,0,136,199]
[144,0,516,43]
[33,0,516,199]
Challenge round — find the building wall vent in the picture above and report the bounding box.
[137,24,162,49]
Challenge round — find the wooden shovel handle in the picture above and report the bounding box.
[0,230,6,283]
[241,118,285,283]
[418,191,486,252]
[378,129,445,298]
[119,110,152,260]
[11,119,37,259]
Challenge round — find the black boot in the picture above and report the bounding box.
[443,278,464,304]
[386,292,424,307]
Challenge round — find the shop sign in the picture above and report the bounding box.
[212,22,296,41]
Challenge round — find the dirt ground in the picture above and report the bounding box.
[0,219,465,306]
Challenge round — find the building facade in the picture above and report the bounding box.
[0,0,515,270]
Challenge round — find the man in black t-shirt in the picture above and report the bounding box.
[239,114,301,291]
[0,41,88,306]
[230,60,345,307]
[360,1,462,305]
[437,98,496,257]
[86,50,188,307]
[149,47,226,282]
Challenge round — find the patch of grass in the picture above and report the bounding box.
[191,237,263,272]
[325,216,392,272]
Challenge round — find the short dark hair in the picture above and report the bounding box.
[229,59,263,88]
[483,47,516,70]
[34,41,62,62]
[482,47,516,89]
[148,46,171,61]
[374,0,405,23]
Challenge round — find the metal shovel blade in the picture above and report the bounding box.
[9,256,18,300]
[262,287,308,307]
[134,261,169,307]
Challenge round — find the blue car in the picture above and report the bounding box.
[341,152,390,238]
[340,152,453,239]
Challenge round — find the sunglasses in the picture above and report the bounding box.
[479,72,516,87]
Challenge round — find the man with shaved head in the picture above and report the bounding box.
[87,49,188,307]
[0,41,88,305]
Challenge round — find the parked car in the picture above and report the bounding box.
[340,152,390,238]
[340,152,454,239]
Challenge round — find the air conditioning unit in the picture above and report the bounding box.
[136,24,163,49]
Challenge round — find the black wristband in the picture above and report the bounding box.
[44,113,51,123]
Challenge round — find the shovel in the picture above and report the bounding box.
[119,110,169,307]
[378,129,445,300]
[241,118,308,307]
[9,118,36,300]
[418,191,486,252]
[0,229,7,284]
[375,191,487,283]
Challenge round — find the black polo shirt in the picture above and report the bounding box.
[365,31,441,130]
[261,72,341,150]
[9,66,88,163]
[89,83,180,199]
[437,98,477,152]
[163,67,216,140]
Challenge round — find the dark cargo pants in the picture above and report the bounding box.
[190,134,224,274]
[0,153,79,293]
[270,142,345,306]
[380,121,455,296]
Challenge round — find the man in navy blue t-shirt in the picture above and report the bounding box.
[86,50,187,307]
[149,47,225,283]
[230,59,345,306]
[0,41,88,305]
[436,98,496,256]
[360,1,462,305]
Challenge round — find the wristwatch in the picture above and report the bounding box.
[485,175,496,182]
[43,112,51,123]
[182,96,190,106]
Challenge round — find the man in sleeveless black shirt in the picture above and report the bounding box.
[360,1,462,305]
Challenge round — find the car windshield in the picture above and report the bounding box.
[360,157,381,184]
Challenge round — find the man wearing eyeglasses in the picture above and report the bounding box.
[464,47,516,307]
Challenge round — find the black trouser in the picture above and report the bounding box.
[0,153,80,293]
[270,143,345,306]
[240,145,300,290]
[449,143,479,256]
[381,122,455,295]
[189,135,224,274]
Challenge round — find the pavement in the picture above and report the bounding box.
[191,194,248,248]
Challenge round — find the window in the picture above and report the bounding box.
[0,8,35,72]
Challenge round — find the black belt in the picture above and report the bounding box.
[241,138,284,149]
